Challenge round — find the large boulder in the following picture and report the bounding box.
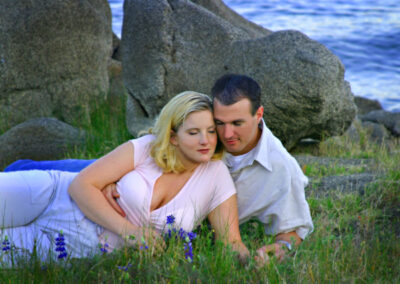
[122,0,356,149]
[360,110,400,137]
[0,0,112,131]
[354,96,383,115]
[108,59,127,104]
[190,0,272,37]
[0,118,86,169]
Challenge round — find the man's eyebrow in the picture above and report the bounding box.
[214,118,245,124]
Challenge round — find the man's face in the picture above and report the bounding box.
[213,98,263,156]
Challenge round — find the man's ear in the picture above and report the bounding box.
[256,106,264,123]
[170,130,178,146]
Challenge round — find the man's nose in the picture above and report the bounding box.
[223,125,234,138]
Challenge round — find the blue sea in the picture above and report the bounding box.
[108,0,400,112]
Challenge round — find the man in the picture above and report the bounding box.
[5,74,313,262]
[210,74,313,262]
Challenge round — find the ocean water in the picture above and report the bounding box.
[108,0,400,112]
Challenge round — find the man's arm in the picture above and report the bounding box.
[276,231,302,247]
[255,231,302,264]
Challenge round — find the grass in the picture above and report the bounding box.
[1,97,399,283]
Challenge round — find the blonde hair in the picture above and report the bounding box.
[148,91,223,173]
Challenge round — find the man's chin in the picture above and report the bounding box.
[224,145,241,154]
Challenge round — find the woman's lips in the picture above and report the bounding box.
[197,149,210,154]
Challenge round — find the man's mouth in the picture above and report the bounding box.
[225,139,238,145]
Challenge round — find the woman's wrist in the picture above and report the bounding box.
[120,220,141,241]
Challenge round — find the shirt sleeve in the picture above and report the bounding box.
[129,135,154,168]
[207,162,237,213]
[258,155,314,239]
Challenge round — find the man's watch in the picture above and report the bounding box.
[276,240,292,251]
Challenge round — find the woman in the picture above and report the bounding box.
[0,91,249,265]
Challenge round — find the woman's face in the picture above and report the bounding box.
[171,110,217,169]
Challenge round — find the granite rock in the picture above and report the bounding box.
[122,0,356,149]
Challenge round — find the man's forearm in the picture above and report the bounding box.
[276,231,302,247]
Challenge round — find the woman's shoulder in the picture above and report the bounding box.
[129,134,156,144]
[201,160,230,175]
[128,134,156,167]
[128,134,156,150]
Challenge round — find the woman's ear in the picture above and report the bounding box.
[170,130,178,146]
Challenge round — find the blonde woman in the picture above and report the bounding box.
[0,92,249,264]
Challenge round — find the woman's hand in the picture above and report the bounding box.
[101,183,126,217]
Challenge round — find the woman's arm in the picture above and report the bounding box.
[208,194,250,262]
[68,142,144,240]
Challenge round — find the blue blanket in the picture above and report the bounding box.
[4,159,96,172]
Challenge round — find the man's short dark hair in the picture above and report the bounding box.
[211,74,261,115]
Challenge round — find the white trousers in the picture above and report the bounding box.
[0,170,55,227]
[0,170,102,265]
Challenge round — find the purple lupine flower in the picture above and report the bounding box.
[118,263,132,271]
[178,228,187,240]
[167,228,175,239]
[2,236,11,252]
[187,232,197,242]
[99,243,109,254]
[55,231,67,259]
[140,241,149,250]
[184,241,193,262]
[163,215,196,263]
[58,252,68,259]
[166,215,175,225]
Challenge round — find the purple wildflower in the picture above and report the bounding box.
[99,243,109,254]
[163,215,196,263]
[166,215,175,225]
[187,232,197,242]
[178,228,187,240]
[184,242,193,262]
[118,263,132,271]
[55,231,67,259]
[2,236,11,252]
[140,241,149,250]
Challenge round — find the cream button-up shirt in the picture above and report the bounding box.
[223,120,314,239]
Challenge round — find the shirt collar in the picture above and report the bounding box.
[223,119,272,172]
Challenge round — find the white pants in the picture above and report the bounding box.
[0,170,102,265]
[0,170,55,227]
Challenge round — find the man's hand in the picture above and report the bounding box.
[255,243,287,264]
[255,231,302,265]
[101,183,126,217]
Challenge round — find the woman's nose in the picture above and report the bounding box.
[199,133,208,145]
